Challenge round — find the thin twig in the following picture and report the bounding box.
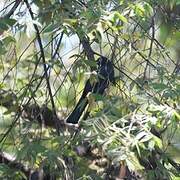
[24,0,60,135]
[3,0,22,18]
[144,15,155,79]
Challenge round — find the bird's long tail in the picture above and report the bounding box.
[66,80,92,124]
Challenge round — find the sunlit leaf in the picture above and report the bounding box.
[114,12,128,23]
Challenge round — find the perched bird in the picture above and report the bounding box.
[66,56,115,124]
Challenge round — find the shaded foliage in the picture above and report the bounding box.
[0,0,179,179]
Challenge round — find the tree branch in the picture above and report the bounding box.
[3,0,22,19]
[0,152,30,178]
[24,0,60,135]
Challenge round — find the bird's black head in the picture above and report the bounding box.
[97,56,108,67]
[96,56,115,84]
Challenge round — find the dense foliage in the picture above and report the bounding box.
[0,0,180,179]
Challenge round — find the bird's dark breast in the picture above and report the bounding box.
[96,57,115,85]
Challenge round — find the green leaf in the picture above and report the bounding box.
[3,36,16,44]
[0,22,8,31]
[134,3,145,17]
[0,41,7,55]
[4,18,16,26]
[126,153,144,171]
[43,23,59,33]
[114,12,128,23]
[153,136,163,148]
[148,140,155,150]
[136,131,152,143]
[173,111,180,121]
[0,18,16,29]
[151,83,168,91]
[92,29,102,43]
[176,0,180,5]
[64,18,78,27]
[92,93,106,101]
[83,59,97,68]
[144,2,153,16]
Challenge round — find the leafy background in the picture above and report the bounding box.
[0,0,180,179]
